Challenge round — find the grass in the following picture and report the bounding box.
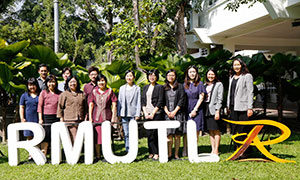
[0,132,299,180]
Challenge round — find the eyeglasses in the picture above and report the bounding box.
[89,73,98,76]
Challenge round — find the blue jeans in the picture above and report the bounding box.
[122,117,135,152]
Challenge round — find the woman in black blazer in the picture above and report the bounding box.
[142,69,164,160]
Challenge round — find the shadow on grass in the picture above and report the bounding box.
[258,132,300,145]
[0,155,8,164]
[271,153,296,159]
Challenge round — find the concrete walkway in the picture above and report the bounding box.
[254,101,300,132]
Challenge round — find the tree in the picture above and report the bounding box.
[0,0,105,66]
[132,0,141,68]
[104,0,191,64]
[263,53,300,122]
[225,0,266,11]
[0,0,16,14]
[174,0,188,55]
[0,40,32,142]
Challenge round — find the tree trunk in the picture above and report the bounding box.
[150,0,166,55]
[174,1,187,55]
[263,83,268,118]
[14,105,20,123]
[277,78,283,122]
[85,0,100,24]
[1,106,7,143]
[297,100,300,121]
[106,5,114,63]
[0,87,8,143]
[132,0,142,70]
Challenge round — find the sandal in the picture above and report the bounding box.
[148,154,154,159]
[152,154,159,161]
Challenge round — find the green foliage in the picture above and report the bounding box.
[27,45,58,68]
[0,40,32,93]
[197,50,233,83]
[0,39,91,95]
[140,54,195,83]
[0,0,105,66]
[225,0,266,12]
[0,62,13,89]
[0,0,16,14]
[98,60,148,92]
[0,40,30,63]
[262,53,300,104]
[263,53,300,86]
[105,0,177,62]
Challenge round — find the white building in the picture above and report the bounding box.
[187,0,300,57]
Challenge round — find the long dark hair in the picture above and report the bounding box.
[26,77,41,94]
[45,75,60,94]
[65,75,81,93]
[164,69,178,90]
[184,65,200,89]
[205,68,219,84]
[229,58,250,77]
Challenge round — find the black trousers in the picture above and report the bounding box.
[230,110,249,136]
[230,109,254,153]
[43,114,59,143]
[146,129,158,155]
[146,113,163,155]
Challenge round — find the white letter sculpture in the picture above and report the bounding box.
[8,122,46,166]
[51,121,94,165]
[143,120,180,163]
[187,120,220,163]
[102,120,138,163]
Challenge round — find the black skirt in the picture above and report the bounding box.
[205,115,221,130]
[43,114,59,142]
[205,103,221,131]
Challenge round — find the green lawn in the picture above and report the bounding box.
[0,132,299,180]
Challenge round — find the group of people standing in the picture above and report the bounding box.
[19,58,253,161]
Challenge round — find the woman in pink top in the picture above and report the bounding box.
[38,75,61,156]
[89,74,117,160]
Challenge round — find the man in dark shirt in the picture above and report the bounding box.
[37,64,49,90]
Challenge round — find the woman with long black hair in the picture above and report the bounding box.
[183,65,206,156]
[227,58,253,147]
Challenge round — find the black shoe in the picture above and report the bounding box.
[173,157,183,161]
[94,157,101,163]
[101,159,108,163]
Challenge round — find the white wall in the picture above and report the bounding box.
[199,1,269,36]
